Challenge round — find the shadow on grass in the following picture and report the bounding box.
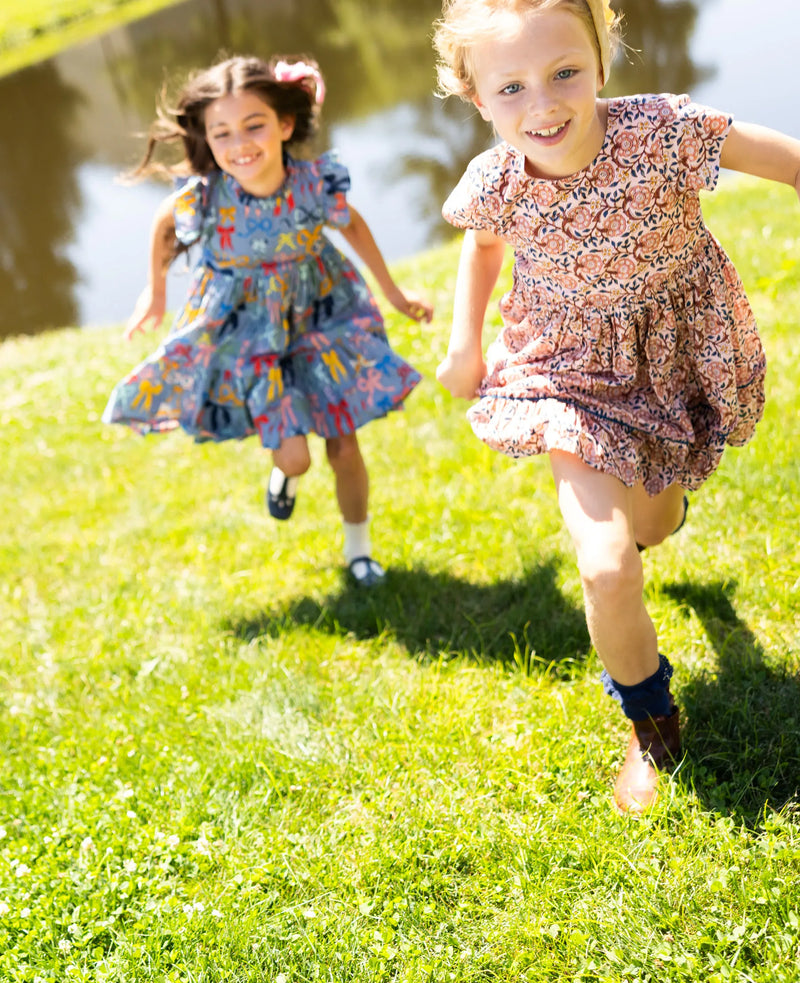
[664,580,800,824]
[227,561,591,676]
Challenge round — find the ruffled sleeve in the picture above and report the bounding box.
[315,151,352,228]
[442,144,522,236]
[661,94,733,193]
[173,174,210,246]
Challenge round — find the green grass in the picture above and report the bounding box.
[0,0,181,77]
[1,178,799,981]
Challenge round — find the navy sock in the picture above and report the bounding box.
[601,653,674,721]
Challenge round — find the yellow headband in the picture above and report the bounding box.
[586,0,613,84]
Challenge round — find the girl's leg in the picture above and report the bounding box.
[272,434,311,476]
[549,450,658,685]
[549,451,681,813]
[267,435,311,520]
[325,433,384,586]
[325,433,368,523]
[631,482,688,549]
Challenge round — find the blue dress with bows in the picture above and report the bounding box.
[103,152,420,445]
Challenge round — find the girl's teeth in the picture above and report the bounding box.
[533,124,564,137]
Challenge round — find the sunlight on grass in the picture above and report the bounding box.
[1,179,799,980]
[0,0,181,77]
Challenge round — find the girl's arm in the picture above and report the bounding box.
[124,192,178,339]
[720,122,800,196]
[337,206,433,323]
[436,228,506,399]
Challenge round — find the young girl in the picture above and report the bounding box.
[103,55,432,587]
[433,0,800,812]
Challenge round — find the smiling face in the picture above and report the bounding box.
[471,5,606,179]
[204,89,295,196]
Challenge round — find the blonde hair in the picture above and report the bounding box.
[433,0,621,100]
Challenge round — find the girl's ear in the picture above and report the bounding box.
[280,115,296,140]
[471,96,492,123]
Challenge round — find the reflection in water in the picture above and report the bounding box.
[0,0,715,339]
[0,63,87,337]
[608,0,711,96]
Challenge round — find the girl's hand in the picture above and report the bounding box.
[385,286,433,323]
[436,349,487,399]
[125,285,166,340]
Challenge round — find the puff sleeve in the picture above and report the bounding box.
[173,174,210,246]
[442,144,522,237]
[661,94,733,193]
[316,151,352,229]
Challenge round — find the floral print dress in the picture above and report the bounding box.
[104,152,420,446]
[443,94,766,495]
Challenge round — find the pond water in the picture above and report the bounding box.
[1,0,798,339]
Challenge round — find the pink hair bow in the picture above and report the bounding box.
[273,60,326,106]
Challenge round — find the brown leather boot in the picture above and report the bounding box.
[614,708,681,815]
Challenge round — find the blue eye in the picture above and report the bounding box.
[500,82,522,96]
[555,68,576,81]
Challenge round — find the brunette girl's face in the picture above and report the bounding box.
[471,6,605,179]
[204,90,294,196]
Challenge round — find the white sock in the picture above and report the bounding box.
[343,519,371,565]
[269,467,298,499]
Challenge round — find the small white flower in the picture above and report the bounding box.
[123,859,137,873]
[183,904,194,916]
[80,836,94,852]
[276,974,288,983]
[0,827,6,839]
[14,864,31,877]
[20,907,30,918]
[58,938,72,952]
[0,901,9,916]
[166,835,180,848]
[195,835,211,856]
[126,810,137,819]
[68,923,80,935]
[212,909,223,918]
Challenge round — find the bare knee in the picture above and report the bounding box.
[633,490,687,548]
[325,434,361,473]
[273,436,311,477]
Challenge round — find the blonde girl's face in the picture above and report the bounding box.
[204,90,295,196]
[471,6,606,179]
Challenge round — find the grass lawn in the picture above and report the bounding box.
[0,0,181,77]
[1,178,799,981]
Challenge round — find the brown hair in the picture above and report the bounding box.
[433,0,621,100]
[126,54,323,181]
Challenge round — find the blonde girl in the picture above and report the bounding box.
[434,0,800,812]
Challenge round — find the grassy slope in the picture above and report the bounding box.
[0,179,799,981]
[0,0,181,77]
